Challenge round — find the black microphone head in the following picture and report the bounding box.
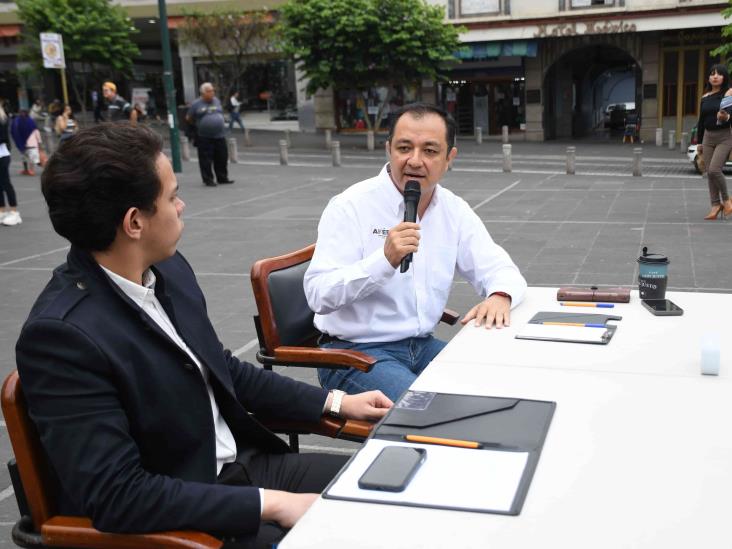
[404,180,421,201]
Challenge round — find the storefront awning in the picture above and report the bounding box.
[456,40,537,60]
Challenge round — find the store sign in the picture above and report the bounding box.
[534,20,637,38]
[40,33,65,69]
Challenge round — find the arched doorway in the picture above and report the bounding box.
[544,45,641,140]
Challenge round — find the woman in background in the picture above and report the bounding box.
[54,104,77,142]
[697,64,732,220]
[0,101,20,226]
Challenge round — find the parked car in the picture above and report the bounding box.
[604,102,635,129]
[688,143,732,174]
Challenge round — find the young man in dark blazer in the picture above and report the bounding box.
[15,123,392,548]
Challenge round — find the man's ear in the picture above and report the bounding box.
[447,146,457,165]
[120,207,144,241]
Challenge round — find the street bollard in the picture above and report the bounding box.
[475,126,483,144]
[279,139,288,166]
[680,132,688,152]
[668,130,675,150]
[180,136,190,161]
[332,140,341,167]
[655,127,663,147]
[244,127,252,147]
[367,130,375,151]
[284,129,291,148]
[566,146,576,175]
[502,144,512,173]
[633,147,642,177]
[325,129,332,150]
[227,137,238,164]
[502,125,509,144]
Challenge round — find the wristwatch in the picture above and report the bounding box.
[328,390,346,418]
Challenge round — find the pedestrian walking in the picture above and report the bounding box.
[11,110,39,175]
[0,102,21,226]
[102,82,137,124]
[55,104,78,143]
[228,91,245,132]
[697,64,732,220]
[186,82,233,186]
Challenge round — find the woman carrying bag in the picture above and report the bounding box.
[697,64,732,220]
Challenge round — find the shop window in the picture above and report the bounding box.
[683,50,698,116]
[662,51,678,117]
[453,0,501,16]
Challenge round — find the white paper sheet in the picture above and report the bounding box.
[325,438,529,512]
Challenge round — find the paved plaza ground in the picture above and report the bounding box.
[0,128,730,544]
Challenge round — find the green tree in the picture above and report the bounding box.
[278,0,464,131]
[712,0,732,66]
[16,0,139,116]
[178,9,273,102]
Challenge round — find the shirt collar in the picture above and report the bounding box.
[100,265,157,309]
[382,163,441,217]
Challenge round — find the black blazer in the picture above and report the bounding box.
[15,247,328,537]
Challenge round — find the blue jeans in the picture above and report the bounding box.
[318,336,447,402]
[229,111,245,131]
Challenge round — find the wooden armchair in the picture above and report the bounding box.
[250,245,458,373]
[1,370,369,548]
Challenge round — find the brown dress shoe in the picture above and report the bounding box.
[705,204,723,220]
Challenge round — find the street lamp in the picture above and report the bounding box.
[157,0,182,173]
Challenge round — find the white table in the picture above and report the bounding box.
[280,288,732,549]
[436,287,731,379]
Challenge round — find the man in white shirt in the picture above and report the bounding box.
[16,123,391,547]
[305,103,527,401]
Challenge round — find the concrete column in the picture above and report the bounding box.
[284,129,291,147]
[566,146,576,175]
[332,141,341,167]
[178,51,197,105]
[680,132,688,152]
[668,130,675,150]
[502,144,512,173]
[279,139,288,165]
[180,136,190,161]
[655,128,663,147]
[325,129,332,149]
[244,127,252,147]
[475,126,483,144]
[502,125,509,144]
[633,148,643,177]
[227,138,238,164]
[367,130,375,151]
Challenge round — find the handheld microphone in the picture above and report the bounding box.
[400,180,421,273]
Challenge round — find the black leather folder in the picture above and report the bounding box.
[323,391,556,515]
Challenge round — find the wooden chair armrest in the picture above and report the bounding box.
[42,516,223,549]
[440,308,460,326]
[274,346,376,372]
[259,415,373,441]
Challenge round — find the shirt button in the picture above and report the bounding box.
[76,281,86,290]
[182,363,195,371]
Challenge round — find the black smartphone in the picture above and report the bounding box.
[641,299,683,316]
[358,446,426,492]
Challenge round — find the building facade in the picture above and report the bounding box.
[429,0,727,141]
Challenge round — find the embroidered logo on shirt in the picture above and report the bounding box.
[372,228,389,238]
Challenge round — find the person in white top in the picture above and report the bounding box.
[305,103,527,401]
[228,91,245,132]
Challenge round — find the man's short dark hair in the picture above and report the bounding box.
[387,102,457,155]
[41,123,163,251]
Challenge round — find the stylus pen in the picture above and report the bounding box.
[404,435,482,449]
[559,302,614,308]
[541,321,607,328]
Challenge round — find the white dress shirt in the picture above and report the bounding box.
[101,266,238,474]
[304,164,527,343]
